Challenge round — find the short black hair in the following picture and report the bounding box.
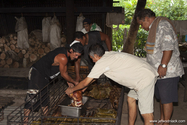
[136,9,156,20]
[74,31,85,39]
[88,43,105,57]
[83,18,91,25]
[70,42,84,54]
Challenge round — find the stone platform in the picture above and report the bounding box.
[0,68,29,89]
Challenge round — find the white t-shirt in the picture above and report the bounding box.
[81,23,102,34]
[88,51,158,91]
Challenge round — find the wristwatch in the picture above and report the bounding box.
[160,64,167,68]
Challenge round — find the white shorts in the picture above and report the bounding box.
[127,77,157,114]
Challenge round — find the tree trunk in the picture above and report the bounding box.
[14,48,20,53]
[24,52,29,59]
[13,61,19,68]
[0,38,5,44]
[10,40,17,45]
[30,54,37,62]
[6,58,13,65]
[4,64,9,68]
[18,52,23,59]
[22,49,27,54]
[38,48,44,55]
[44,47,50,53]
[0,59,5,66]
[0,52,6,59]
[122,0,146,54]
[0,43,3,47]
[10,44,15,50]
[4,44,11,52]
[7,50,19,61]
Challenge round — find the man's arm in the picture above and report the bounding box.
[57,54,78,85]
[85,34,89,45]
[100,32,112,51]
[73,37,86,82]
[74,57,81,82]
[158,50,173,78]
[65,77,94,95]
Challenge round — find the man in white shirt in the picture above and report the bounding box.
[136,9,184,125]
[66,43,158,125]
[81,18,102,34]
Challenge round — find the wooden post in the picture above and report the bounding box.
[66,0,75,44]
[0,14,8,36]
[122,0,146,54]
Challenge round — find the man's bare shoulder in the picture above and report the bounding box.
[100,32,109,40]
[55,54,68,62]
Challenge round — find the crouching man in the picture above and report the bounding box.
[66,43,158,125]
[24,40,84,125]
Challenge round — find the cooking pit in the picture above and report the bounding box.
[7,66,124,125]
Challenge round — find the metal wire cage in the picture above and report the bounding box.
[7,66,124,125]
[7,76,68,125]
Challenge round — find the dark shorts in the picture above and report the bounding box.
[155,76,180,104]
[24,67,49,111]
[28,67,49,89]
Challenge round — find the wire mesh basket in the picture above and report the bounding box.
[7,76,68,125]
[7,66,124,125]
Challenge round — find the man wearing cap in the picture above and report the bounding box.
[73,30,112,82]
[24,32,84,125]
[84,31,112,70]
[81,18,102,34]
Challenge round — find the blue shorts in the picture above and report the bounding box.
[155,76,180,104]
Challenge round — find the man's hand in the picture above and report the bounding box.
[66,77,94,95]
[67,82,74,88]
[74,81,79,86]
[82,87,87,92]
[65,87,73,95]
[158,65,167,78]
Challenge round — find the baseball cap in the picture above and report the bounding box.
[83,18,91,25]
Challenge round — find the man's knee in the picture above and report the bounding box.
[141,113,153,117]
[127,96,136,104]
[141,113,154,125]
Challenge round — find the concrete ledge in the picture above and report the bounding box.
[0,68,30,77]
[0,89,27,106]
[0,89,26,95]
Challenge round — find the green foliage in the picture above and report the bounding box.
[134,28,148,57]
[112,0,187,57]
[112,25,130,51]
[148,0,187,20]
[112,28,124,51]
[113,0,137,24]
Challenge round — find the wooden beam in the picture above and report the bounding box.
[66,0,75,44]
[0,7,123,13]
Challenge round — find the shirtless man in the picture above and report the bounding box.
[23,32,84,125]
[74,31,112,82]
